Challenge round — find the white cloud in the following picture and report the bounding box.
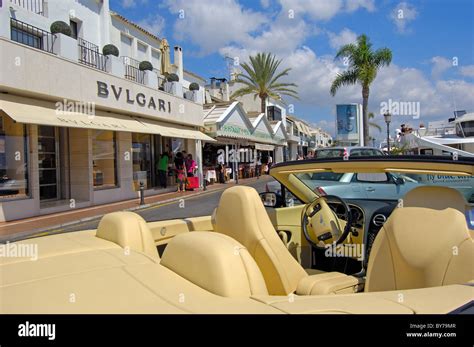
[260,0,271,9]
[121,0,147,9]
[327,28,357,50]
[390,2,418,33]
[137,14,166,37]
[430,56,452,79]
[345,0,376,12]
[164,0,267,55]
[278,0,343,20]
[459,65,474,78]
[278,0,374,21]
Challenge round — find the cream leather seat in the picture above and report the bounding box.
[96,211,159,261]
[161,232,268,298]
[213,186,359,296]
[365,207,474,292]
[403,186,467,213]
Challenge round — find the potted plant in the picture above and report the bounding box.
[164,73,182,96]
[102,44,119,57]
[138,61,157,89]
[186,82,202,102]
[102,44,124,77]
[50,21,77,61]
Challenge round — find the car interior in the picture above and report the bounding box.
[1,157,473,314]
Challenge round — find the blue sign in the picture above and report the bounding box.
[336,104,358,136]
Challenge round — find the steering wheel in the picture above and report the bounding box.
[302,195,353,250]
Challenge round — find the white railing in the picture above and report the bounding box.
[10,0,45,16]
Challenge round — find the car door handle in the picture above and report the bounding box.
[366,187,375,192]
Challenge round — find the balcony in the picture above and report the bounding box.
[6,18,202,104]
[10,18,53,53]
[122,56,144,84]
[78,38,107,72]
[9,0,45,16]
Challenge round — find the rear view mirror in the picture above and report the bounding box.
[260,192,284,208]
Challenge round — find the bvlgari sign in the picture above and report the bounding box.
[97,81,172,114]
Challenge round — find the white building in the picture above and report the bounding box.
[399,113,474,157]
[0,0,212,221]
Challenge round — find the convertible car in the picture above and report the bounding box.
[0,156,473,314]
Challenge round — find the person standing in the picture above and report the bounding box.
[174,152,186,192]
[157,152,169,189]
[185,154,197,177]
[267,154,273,169]
[256,154,262,179]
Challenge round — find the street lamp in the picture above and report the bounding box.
[383,112,392,154]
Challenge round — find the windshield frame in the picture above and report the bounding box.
[270,155,474,204]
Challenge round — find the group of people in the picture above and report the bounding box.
[157,150,197,192]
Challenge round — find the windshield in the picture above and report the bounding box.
[295,171,474,204]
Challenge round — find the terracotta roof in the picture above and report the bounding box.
[110,11,161,42]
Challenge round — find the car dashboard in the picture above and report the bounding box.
[327,199,398,266]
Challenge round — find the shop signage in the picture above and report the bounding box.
[56,116,129,130]
[97,81,172,114]
[253,131,272,140]
[220,124,251,137]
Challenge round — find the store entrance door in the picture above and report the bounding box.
[38,125,60,201]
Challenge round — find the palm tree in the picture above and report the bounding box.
[230,52,299,114]
[368,112,382,132]
[330,34,392,146]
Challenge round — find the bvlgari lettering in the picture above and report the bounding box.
[96,81,172,113]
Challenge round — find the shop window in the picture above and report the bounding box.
[92,130,117,189]
[132,133,152,190]
[0,115,29,200]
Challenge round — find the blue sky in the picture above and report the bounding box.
[110,0,474,138]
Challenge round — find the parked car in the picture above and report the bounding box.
[313,146,384,158]
[266,172,419,201]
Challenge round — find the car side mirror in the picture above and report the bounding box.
[394,177,405,185]
[260,192,284,208]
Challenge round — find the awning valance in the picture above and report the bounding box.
[255,143,275,151]
[0,94,215,142]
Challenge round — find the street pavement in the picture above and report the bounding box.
[26,177,273,236]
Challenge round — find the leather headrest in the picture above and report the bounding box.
[213,186,270,251]
[96,212,159,261]
[403,186,467,213]
[161,232,268,297]
[381,207,470,267]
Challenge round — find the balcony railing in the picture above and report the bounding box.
[154,68,166,90]
[7,19,196,102]
[10,0,45,16]
[10,18,54,53]
[121,56,144,84]
[78,38,106,72]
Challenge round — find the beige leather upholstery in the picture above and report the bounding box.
[161,232,268,298]
[213,186,308,295]
[296,272,361,295]
[403,186,467,213]
[184,216,213,231]
[96,212,159,261]
[213,186,359,295]
[366,207,474,292]
[148,219,190,246]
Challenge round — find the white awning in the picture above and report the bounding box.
[0,93,215,142]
